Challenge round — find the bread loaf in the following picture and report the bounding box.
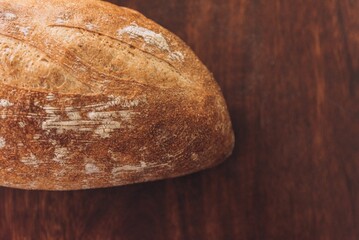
[0,0,234,190]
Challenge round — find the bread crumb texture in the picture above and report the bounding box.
[0,0,234,190]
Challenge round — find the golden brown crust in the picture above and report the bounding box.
[0,0,234,190]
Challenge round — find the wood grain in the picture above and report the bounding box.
[0,0,358,239]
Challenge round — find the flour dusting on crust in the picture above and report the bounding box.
[85,23,96,30]
[0,137,5,149]
[18,26,30,36]
[53,147,69,163]
[85,163,100,174]
[1,12,17,21]
[117,23,185,62]
[118,23,170,51]
[20,153,40,167]
[169,51,185,61]
[41,96,143,138]
[0,99,13,107]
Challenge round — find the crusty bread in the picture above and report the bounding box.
[0,0,234,190]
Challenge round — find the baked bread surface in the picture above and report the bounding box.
[0,0,234,190]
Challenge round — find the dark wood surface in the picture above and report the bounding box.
[1,0,358,239]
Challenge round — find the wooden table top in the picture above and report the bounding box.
[1,0,358,239]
